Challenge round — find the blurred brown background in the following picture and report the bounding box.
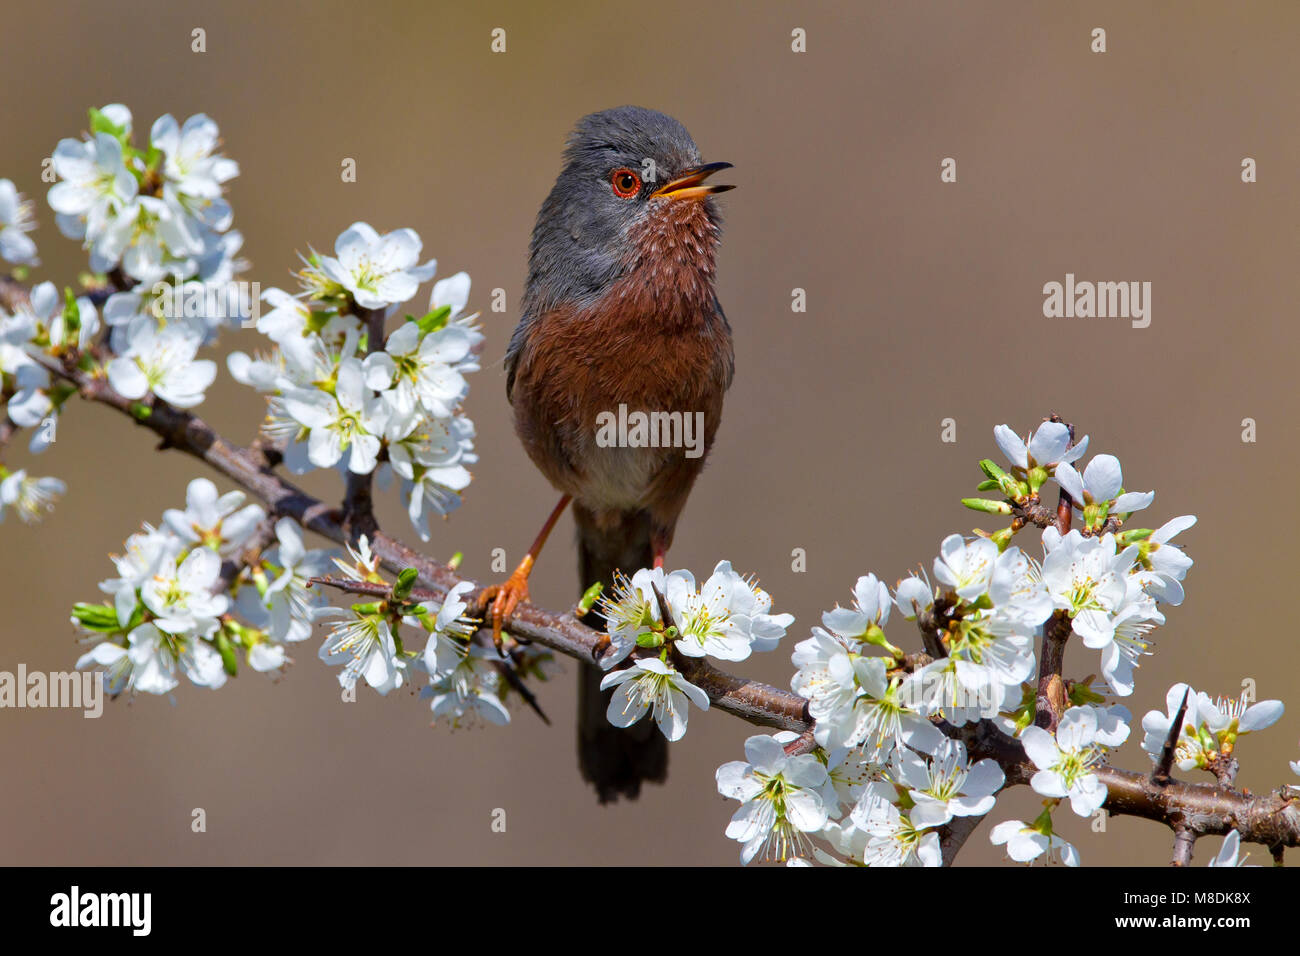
[1,0,1296,866]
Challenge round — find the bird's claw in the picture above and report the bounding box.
[480,570,531,656]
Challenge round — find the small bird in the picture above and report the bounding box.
[484,106,735,801]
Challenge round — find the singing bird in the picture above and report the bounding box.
[485,106,735,801]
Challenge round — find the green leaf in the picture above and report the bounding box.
[125,601,147,631]
[48,381,78,407]
[71,602,122,632]
[88,107,128,143]
[862,623,904,659]
[635,630,663,648]
[392,567,419,601]
[988,526,1016,550]
[306,309,337,335]
[1068,681,1105,706]
[1116,528,1153,547]
[215,632,238,677]
[575,582,603,617]
[416,305,452,335]
[62,286,81,335]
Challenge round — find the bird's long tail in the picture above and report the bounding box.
[574,503,668,802]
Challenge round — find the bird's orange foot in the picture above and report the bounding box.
[477,561,533,655]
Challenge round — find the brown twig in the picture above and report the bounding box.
[916,598,952,660]
[938,814,985,865]
[215,516,278,595]
[1034,612,1071,733]
[1171,827,1196,866]
[1033,430,1075,733]
[340,306,386,540]
[24,350,1300,864]
[1206,753,1240,788]
[1151,688,1191,786]
[781,728,818,757]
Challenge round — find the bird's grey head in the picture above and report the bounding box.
[522,105,732,317]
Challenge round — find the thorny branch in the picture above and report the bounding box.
[1035,422,1073,734]
[5,276,1297,866]
[340,305,385,541]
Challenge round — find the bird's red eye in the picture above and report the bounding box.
[610,168,641,198]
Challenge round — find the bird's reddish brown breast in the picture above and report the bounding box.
[511,198,733,518]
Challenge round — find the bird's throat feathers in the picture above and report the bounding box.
[606,198,721,328]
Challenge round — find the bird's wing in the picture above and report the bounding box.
[503,313,534,404]
[713,294,736,389]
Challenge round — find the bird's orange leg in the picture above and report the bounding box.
[651,529,670,570]
[479,494,571,653]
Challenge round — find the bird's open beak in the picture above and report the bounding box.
[649,162,735,201]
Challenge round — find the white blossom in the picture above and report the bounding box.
[1092,577,1163,696]
[1021,706,1121,817]
[364,322,473,418]
[989,545,1052,625]
[331,534,383,583]
[417,580,477,671]
[1133,514,1196,605]
[821,573,892,645]
[0,469,65,524]
[849,781,942,867]
[1140,683,1283,772]
[106,316,216,408]
[98,524,180,626]
[140,546,228,637]
[280,359,388,473]
[994,420,1088,472]
[990,817,1080,866]
[933,534,998,603]
[1208,830,1248,867]
[821,745,882,812]
[234,517,334,649]
[717,733,829,864]
[48,130,138,249]
[75,641,134,696]
[311,222,436,309]
[319,610,406,695]
[429,271,483,351]
[384,412,475,540]
[1040,529,1134,647]
[892,572,934,620]
[0,178,39,265]
[423,641,509,729]
[791,631,943,756]
[667,560,793,662]
[150,113,238,236]
[162,477,265,555]
[600,656,709,741]
[112,622,227,695]
[1055,453,1153,517]
[907,655,1022,727]
[893,738,1005,828]
[597,567,665,670]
